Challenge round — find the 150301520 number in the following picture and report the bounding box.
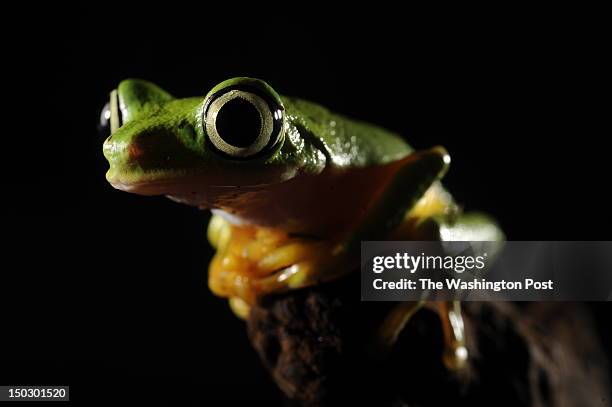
[0,386,69,401]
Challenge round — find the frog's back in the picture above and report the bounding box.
[283,97,412,167]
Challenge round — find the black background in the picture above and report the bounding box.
[1,6,609,403]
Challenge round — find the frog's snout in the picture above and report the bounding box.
[103,132,131,191]
[104,124,200,192]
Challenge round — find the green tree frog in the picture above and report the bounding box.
[101,77,503,369]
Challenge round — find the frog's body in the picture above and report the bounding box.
[102,77,503,371]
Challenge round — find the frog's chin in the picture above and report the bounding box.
[106,177,170,195]
[107,174,263,196]
[107,178,229,210]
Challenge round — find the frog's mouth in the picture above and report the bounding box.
[106,174,227,196]
[105,169,300,198]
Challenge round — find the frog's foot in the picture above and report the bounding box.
[207,215,348,316]
[432,301,468,370]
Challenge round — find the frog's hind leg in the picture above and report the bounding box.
[434,300,468,370]
[374,172,503,370]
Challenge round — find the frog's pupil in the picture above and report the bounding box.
[215,97,262,148]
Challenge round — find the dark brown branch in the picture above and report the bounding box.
[247,275,610,406]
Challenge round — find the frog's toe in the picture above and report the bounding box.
[228,297,251,320]
[436,301,469,371]
[207,214,232,250]
[207,220,348,305]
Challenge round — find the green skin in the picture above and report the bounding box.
[103,77,502,243]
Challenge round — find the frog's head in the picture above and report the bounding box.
[102,78,323,196]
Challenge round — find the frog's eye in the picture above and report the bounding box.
[98,102,111,137]
[98,89,124,137]
[203,87,284,158]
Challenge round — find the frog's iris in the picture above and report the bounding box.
[203,83,284,159]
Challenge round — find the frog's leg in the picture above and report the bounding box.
[208,213,338,318]
[403,210,504,369]
[374,301,468,370]
[436,301,468,370]
[380,210,504,370]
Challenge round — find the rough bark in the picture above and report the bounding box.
[247,275,610,406]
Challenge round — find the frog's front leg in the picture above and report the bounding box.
[207,214,346,317]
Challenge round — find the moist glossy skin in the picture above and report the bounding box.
[103,78,415,235]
